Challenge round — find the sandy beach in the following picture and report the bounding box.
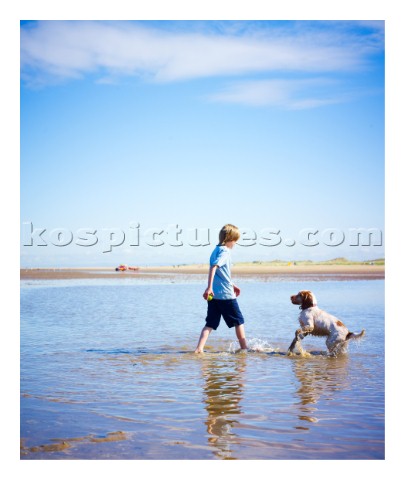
[20,263,385,281]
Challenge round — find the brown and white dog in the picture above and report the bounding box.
[289,290,365,355]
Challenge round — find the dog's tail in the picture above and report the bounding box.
[346,329,365,341]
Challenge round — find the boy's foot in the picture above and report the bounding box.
[235,348,248,354]
[194,349,204,354]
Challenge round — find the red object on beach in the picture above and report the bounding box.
[115,264,139,272]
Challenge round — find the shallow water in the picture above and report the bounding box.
[20,277,384,459]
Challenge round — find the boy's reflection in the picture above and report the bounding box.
[200,354,246,459]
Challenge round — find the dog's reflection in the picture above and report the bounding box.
[200,354,246,459]
[292,354,349,429]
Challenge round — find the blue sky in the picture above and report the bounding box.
[20,20,385,267]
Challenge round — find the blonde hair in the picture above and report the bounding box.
[218,224,240,245]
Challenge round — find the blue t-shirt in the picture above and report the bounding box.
[210,245,235,300]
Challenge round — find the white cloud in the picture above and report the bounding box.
[20,21,383,85]
[208,77,352,109]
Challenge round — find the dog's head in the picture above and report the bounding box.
[290,290,318,310]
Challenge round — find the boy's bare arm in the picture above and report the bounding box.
[203,265,218,299]
[233,284,241,297]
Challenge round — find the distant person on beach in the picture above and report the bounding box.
[194,224,248,353]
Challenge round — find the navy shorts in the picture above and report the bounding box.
[205,298,245,330]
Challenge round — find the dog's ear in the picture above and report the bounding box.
[300,290,314,309]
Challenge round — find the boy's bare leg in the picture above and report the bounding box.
[194,326,213,353]
[235,324,248,350]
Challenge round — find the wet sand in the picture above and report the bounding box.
[20,264,385,281]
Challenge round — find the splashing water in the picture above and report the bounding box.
[286,338,314,357]
[228,338,279,354]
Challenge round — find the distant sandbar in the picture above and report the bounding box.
[20,264,385,281]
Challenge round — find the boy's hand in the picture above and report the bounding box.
[233,285,241,297]
[203,288,214,300]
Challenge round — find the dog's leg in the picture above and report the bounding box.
[287,330,308,354]
[328,341,346,356]
[287,336,299,354]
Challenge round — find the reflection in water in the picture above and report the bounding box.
[200,354,246,459]
[292,354,349,429]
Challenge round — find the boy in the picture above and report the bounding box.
[194,224,248,353]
